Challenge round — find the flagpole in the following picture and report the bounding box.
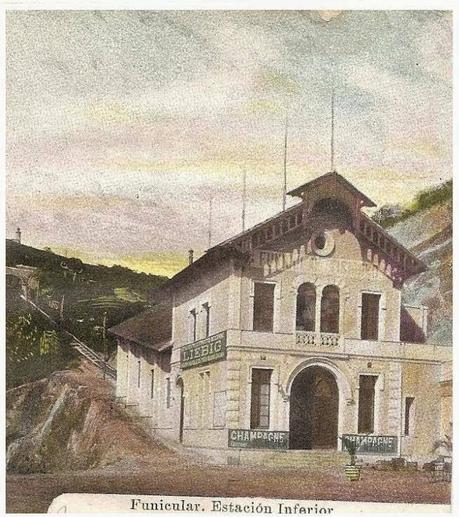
[331,88,335,172]
[242,167,247,232]
[282,113,288,211]
[208,197,213,248]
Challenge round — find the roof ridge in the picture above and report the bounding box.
[287,171,376,207]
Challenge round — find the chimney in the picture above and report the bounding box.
[15,227,21,244]
[188,249,194,265]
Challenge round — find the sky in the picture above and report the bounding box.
[6,10,452,277]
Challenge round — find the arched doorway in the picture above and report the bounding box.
[289,366,339,450]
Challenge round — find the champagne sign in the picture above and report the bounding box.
[228,429,289,449]
[342,434,398,455]
[180,331,227,370]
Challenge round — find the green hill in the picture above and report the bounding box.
[6,240,168,294]
[372,178,452,344]
[6,240,169,388]
[372,180,452,228]
[385,186,452,345]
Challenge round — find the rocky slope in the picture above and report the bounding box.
[6,361,169,474]
[388,199,452,345]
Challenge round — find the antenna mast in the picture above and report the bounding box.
[282,113,288,211]
[330,88,335,172]
[242,168,247,232]
[208,196,213,248]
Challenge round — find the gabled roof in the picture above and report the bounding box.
[108,303,172,351]
[205,172,377,255]
[151,171,425,293]
[287,171,377,208]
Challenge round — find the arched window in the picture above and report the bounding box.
[320,285,340,333]
[296,283,316,331]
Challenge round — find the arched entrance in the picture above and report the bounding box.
[289,366,339,450]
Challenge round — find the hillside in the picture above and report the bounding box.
[6,240,168,388]
[385,186,452,345]
[6,239,168,297]
[6,360,172,474]
[372,180,452,230]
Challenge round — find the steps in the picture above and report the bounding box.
[71,341,116,380]
[117,391,350,470]
[238,449,349,469]
[21,295,117,380]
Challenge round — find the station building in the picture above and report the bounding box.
[110,172,452,465]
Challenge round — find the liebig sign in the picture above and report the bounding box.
[342,434,398,455]
[180,331,227,370]
[228,429,289,449]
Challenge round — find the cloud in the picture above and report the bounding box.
[6,11,452,276]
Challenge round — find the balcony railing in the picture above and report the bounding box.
[296,331,341,347]
[231,329,451,363]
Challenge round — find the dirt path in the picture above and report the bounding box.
[7,458,450,513]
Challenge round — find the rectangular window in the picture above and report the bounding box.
[203,302,210,338]
[166,377,171,408]
[253,282,275,332]
[358,375,377,433]
[404,397,415,436]
[160,348,172,374]
[137,360,141,388]
[361,293,381,340]
[150,369,155,399]
[190,309,197,342]
[250,368,272,429]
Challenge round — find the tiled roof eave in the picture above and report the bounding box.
[111,330,173,352]
[359,213,426,276]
